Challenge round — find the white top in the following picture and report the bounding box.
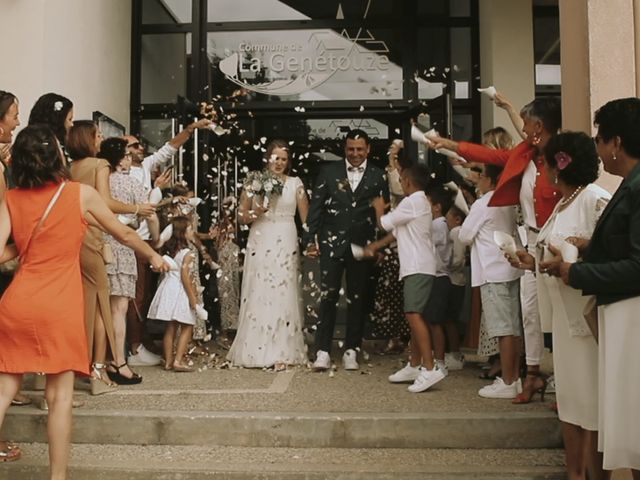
[130,142,177,240]
[536,184,610,336]
[345,158,367,191]
[458,190,523,287]
[380,190,437,279]
[519,160,537,229]
[449,226,467,287]
[432,216,452,277]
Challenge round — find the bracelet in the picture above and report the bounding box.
[134,204,140,215]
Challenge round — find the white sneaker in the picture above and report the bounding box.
[128,345,162,367]
[312,350,331,371]
[408,367,445,393]
[444,352,464,371]
[435,359,448,377]
[342,349,359,370]
[478,377,518,399]
[388,363,420,383]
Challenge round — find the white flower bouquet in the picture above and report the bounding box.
[243,170,285,208]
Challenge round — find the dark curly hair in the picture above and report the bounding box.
[10,125,71,188]
[27,93,73,145]
[594,97,640,159]
[98,137,128,171]
[543,132,599,187]
[66,120,98,160]
[0,91,17,121]
[520,97,562,135]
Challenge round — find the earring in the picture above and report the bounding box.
[532,134,541,145]
[612,153,617,161]
[554,176,559,184]
[0,126,4,136]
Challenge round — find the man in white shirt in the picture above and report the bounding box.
[124,118,212,366]
[369,164,445,393]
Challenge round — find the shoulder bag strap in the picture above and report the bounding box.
[19,182,67,263]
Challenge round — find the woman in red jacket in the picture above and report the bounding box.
[430,97,561,403]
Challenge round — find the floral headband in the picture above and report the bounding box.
[554,151,573,170]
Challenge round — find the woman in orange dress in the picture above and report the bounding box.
[0,125,167,479]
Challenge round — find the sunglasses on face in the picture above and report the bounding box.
[469,166,483,173]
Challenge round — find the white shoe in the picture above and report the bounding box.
[408,367,445,393]
[128,345,162,367]
[388,363,420,383]
[342,349,359,370]
[478,377,518,399]
[546,374,556,394]
[444,352,464,371]
[435,359,448,377]
[312,350,331,371]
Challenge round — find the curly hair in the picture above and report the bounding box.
[520,97,562,135]
[594,97,640,159]
[543,132,599,187]
[10,125,71,188]
[98,137,128,171]
[66,120,98,160]
[0,91,17,121]
[163,216,191,258]
[27,93,73,146]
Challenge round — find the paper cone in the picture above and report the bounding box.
[477,86,497,99]
[493,231,517,257]
[351,243,365,260]
[411,125,432,146]
[560,240,579,263]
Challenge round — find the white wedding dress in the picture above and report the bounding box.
[227,176,307,368]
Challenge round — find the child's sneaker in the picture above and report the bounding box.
[388,363,420,383]
[478,377,518,399]
[407,367,445,393]
[444,352,464,371]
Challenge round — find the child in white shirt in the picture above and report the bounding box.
[370,164,445,393]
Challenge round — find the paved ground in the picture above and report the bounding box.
[19,346,555,414]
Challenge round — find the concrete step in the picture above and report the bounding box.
[3,409,562,449]
[0,443,566,480]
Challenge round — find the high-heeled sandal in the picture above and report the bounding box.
[512,373,548,404]
[107,362,143,385]
[0,441,21,462]
[90,363,118,396]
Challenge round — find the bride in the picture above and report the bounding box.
[227,139,309,370]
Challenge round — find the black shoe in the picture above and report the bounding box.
[107,363,143,385]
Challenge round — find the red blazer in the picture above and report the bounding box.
[458,140,560,228]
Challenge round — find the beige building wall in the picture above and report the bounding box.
[0,0,132,131]
[559,0,637,192]
[478,0,535,140]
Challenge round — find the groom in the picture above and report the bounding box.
[304,129,389,371]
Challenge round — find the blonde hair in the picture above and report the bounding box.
[482,127,515,150]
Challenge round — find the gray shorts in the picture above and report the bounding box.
[480,280,522,337]
[403,274,435,314]
[424,276,452,325]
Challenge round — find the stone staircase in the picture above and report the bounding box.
[0,354,566,479]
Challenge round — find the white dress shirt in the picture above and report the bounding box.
[346,159,367,191]
[380,190,437,279]
[458,190,523,287]
[130,142,177,240]
[519,160,537,229]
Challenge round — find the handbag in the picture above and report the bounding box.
[13,182,67,272]
[101,242,114,265]
[583,296,599,343]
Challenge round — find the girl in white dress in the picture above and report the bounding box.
[148,216,201,372]
[227,140,309,370]
[514,132,610,479]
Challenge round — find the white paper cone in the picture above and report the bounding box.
[188,197,203,207]
[477,86,497,99]
[149,188,162,204]
[435,147,467,163]
[560,240,579,263]
[493,231,517,257]
[425,128,439,141]
[195,304,209,321]
[159,224,173,245]
[351,243,365,260]
[411,125,432,146]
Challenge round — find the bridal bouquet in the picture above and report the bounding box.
[243,170,285,208]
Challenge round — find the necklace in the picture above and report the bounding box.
[559,185,585,207]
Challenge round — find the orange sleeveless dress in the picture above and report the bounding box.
[0,181,90,375]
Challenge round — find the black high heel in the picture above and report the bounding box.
[107,362,143,385]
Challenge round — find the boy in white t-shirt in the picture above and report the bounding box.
[369,164,445,393]
[458,163,524,399]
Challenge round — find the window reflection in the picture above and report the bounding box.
[141,34,189,104]
[143,0,192,24]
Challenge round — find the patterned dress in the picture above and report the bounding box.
[105,171,147,298]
